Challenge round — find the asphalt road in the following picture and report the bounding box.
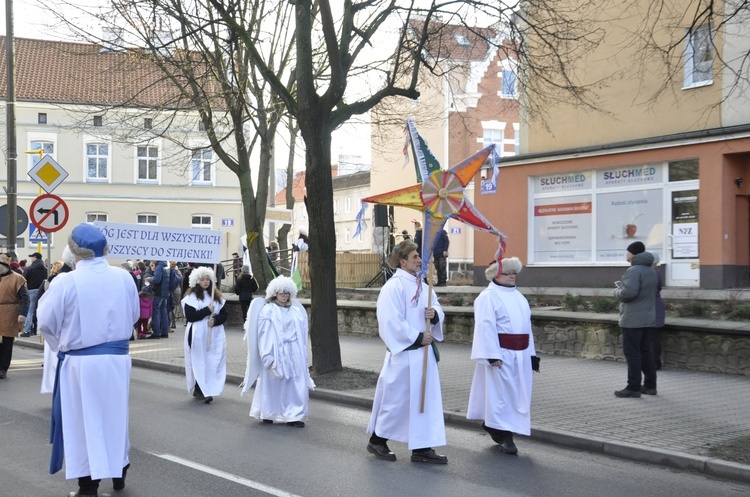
[2,347,749,497]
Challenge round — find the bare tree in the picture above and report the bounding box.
[46,0,298,289]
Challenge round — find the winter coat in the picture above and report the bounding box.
[149,261,172,298]
[0,270,30,337]
[139,295,153,320]
[614,251,657,329]
[234,274,259,302]
[23,259,48,290]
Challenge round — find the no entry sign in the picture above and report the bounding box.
[30,194,69,233]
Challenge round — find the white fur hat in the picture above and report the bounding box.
[485,257,523,281]
[265,275,298,301]
[61,246,76,269]
[189,266,216,288]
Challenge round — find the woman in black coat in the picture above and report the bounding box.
[234,265,259,321]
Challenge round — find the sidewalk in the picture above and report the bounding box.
[16,325,750,483]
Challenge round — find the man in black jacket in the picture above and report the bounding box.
[21,252,47,337]
[432,229,450,287]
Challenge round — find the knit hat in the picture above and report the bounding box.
[626,241,645,255]
[241,265,250,274]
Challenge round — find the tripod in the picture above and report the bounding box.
[366,226,393,287]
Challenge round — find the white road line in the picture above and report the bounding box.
[150,453,304,497]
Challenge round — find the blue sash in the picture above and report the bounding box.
[50,340,129,474]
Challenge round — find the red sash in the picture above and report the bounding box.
[498,334,529,351]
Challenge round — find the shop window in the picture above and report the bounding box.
[668,159,699,182]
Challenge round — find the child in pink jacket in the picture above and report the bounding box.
[137,288,153,339]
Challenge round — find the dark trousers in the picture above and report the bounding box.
[240,299,251,321]
[77,475,100,495]
[370,433,430,453]
[651,327,663,369]
[0,336,14,372]
[621,327,657,391]
[434,256,447,285]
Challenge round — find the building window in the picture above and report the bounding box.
[501,69,517,98]
[93,115,103,127]
[344,198,351,213]
[191,215,212,229]
[668,159,699,182]
[144,118,153,129]
[483,128,503,147]
[684,24,713,87]
[29,141,54,168]
[454,33,471,46]
[86,143,109,180]
[514,125,520,155]
[345,228,351,243]
[38,113,47,124]
[87,213,107,223]
[137,214,158,225]
[334,199,339,214]
[191,148,212,184]
[137,145,159,181]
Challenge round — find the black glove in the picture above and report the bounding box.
[531,355,540,373]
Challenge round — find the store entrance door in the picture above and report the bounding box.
[664,185,700,287]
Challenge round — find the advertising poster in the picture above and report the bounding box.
[596,164,663,188]
[596,189,663,261]
[672,190,699,258]
[533,194,592,262]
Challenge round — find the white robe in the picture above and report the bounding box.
[249,301,312,422]
[366,269,446,450]
[37,258,139,480]
[182,293,227,397]
[466,283,535,436]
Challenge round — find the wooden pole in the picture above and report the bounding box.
[207,264,216,351]
[419,263,433,413]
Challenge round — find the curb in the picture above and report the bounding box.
[16,339,750,484]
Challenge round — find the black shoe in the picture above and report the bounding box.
[641,387,657,395]
[145,334,160,339]
[286,421,305,427]
[411,448,448,464]
[192,390,204,400]
[262,419,273,424]
[204,396,213,404]
[367,443,396,461]
[67,492,98,496]
[159,334,169,339]
[113,463,129,491]
[499,439,518,455]
[614,388,641,398]
[20,332,35,337]
[481,422,507,445]
[0,370,6,379]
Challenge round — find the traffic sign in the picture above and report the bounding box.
[0,204,29,237]
[28,223,48,243]
[29,194,69,233]
[28,154,68,193]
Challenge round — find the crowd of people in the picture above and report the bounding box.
[11,228,676,494]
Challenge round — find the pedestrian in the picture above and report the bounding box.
[467,257,539,455]
[267,241,279,265]
[37,223,139,496]
[242,275,314,427]
[613,241,658,398]
[21,251,47,337]
[413,220,423,255]
[146,260,171,339]
[231,252,242,283]
[401,229,412,241]
[0,252,30,379]
[432,228,450,286]
[234,265,259,320]
[168,261,182,330]
[366,240,448,464]
[181,266,228,404]
[137,287,153,339]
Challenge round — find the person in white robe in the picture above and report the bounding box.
[40,247,77,395]
[181,266,228,404]
[467,257,539,455]
[366,240,448,464]
[37,223,139,497]
[241,275,314,427]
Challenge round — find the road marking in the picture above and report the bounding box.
[129,348,173,355]
[150,453,304,497]
[9,358,43,366]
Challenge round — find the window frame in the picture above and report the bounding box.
[84,138,112,183]
[27,135,56,172]
[683,24,714,89]
[190,147,214,185]
[191,214,212,229]
[136,142,161,184]
[137,213,158,225]
[86,212,108,223]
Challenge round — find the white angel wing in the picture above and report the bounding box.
[240,298,266,395]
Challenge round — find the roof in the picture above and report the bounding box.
[331,170,370,190]
[408,19,497,62]
[0,37,190,107]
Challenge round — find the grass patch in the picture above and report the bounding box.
[676,301,711,318]
[727,304,750,321]
[709,435,750,464]
[592,297,618,313]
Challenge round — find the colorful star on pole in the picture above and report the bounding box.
[356,118,507,286]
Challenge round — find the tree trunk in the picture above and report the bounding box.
[237,167,274,289]
[302,122,342,374]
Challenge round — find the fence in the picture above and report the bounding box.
[296,252,382,288]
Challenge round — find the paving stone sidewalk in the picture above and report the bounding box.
[16,324,750,482]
